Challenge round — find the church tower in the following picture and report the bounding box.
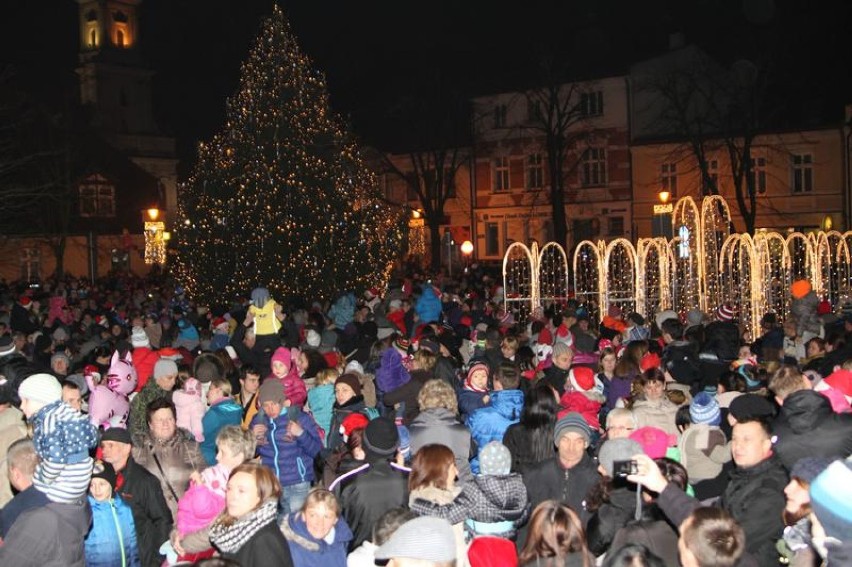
[75,0,177,226]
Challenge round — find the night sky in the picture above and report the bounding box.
[1,0,849,175]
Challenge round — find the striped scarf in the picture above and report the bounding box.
[209,499,278,553]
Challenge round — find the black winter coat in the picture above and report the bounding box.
[773,389,852,470]
[221,521,294,567]
[332,459,409,551]
[522,454,600,525]
[117,458,174,567]
[702,320,740,361]
[586,485,638,556]
[721,456,788,567]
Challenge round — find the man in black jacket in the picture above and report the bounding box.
[100,427,172,567]
[768,366,852,470]
[329,417,409,551]
[522,412,600,525]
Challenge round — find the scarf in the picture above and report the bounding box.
[209,499,278,553]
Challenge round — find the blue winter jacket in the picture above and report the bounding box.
[84,495,140,567]
[328,293,357,329]
[307,384,335,445]
[251,407,323,487]
[281,510,353,567]
[466,389,524,474]
[415,287,442,323]
[201,398,244,465]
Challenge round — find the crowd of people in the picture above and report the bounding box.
[0,269,851,567]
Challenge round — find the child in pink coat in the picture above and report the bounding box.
[173,375,205,441]
[269,346,307,407]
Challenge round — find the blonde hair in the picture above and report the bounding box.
[417,379,458,414]
[211,377,232,397]
[216,425,256,460]
[301,487,340,517]
[315,368,339,386]
[413,349,437,372]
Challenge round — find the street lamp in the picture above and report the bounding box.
[460,240,474,272]
[144,207,166,265]
[653,190,674,240]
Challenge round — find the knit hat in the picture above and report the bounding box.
[655,310,679,330]
[728,394,776,421]
[553,412,591,445]
[344,360,364,375]
[193,353,224,384]
[153,358,178,381]
[18,373,62,406]
[809,459,852,542]
[363,416,399,457]
[0,335,15,357]
[388,299,402,310]
[552,341,573,359]
[479,441,512,475]
[91,459,117,491]
[466,362,489,383]
[690,392,721,426]
[640,352,661,372]
[100,427,132,445]
[568,367,595,392]
[817,300,832,316]
[340,412,369,442]
[791,280,812,300]
[598,438,645,477]
[790,457,832,485]
[418,339,439,355]
[629,427,676,459]
[335,373,362,397]
[257,379,286,406]
[130,326,150,348]
[686,309,704,329]
[305,329,321,348]
[393,338,410,355]
[716,304,735,322]
[64,374,89,397]
[375,516,456,562]
[50,352,70,367]
[270,347,291,367]
[607,304,623,318]
[19,296,32,307]
[467,536,518,567]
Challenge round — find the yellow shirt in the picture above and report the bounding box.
[249,299,281,335]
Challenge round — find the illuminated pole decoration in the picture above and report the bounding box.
[144,208,166,265]
[408,210,426,257]
[572,240,604,323]
[699,195,732,312]
[502,241,570,325]
[671,197,702,313]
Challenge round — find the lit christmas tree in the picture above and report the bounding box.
[173,5,405,305]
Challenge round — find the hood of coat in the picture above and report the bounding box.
[490,389,524,420]
[411,407,460,427]
[472,474,529,519]
[780,389,833,433]
[281,510,353,552]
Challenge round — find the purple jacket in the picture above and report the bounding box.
[375,348,410,394]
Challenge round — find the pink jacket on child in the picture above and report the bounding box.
[173,377,205,442]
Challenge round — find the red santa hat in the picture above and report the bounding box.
[568,367,596,392]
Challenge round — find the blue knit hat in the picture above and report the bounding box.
[690,392,721,426]
[810,459,852,542]
[479,441,512,475]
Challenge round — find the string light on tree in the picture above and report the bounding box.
[172,6,404,304]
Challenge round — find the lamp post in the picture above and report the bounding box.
[144,207,166,265]
[460,240,474,273]
[653,190,673,240]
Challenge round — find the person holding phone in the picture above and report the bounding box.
[250,379,322,519]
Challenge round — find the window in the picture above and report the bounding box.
[581,148,607,187]
[704,158,719,193]
[78,175,115,217]
[527,153,543,189]
[485,223,500,256]
[493,157,510,192]
[749,155,767,194]
[608,216,624,236]
[581,91,604,117]
[527,99,542,123]
[661,163,678,197]
[792,154,813,193]
[493,104,507,128]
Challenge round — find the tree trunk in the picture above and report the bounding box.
[428,221,442,272]
[52,235,66,279]
[551,183,567,248]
